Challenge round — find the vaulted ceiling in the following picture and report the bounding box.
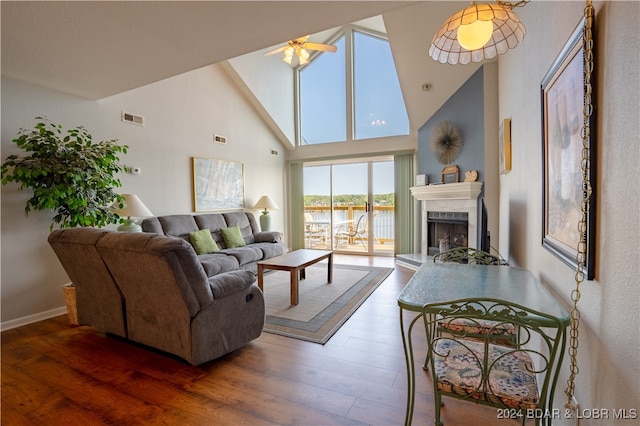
[2,1,482,135]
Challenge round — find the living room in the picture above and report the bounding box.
[2,1,638,424]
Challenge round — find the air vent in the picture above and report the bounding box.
[121,111,145,126]
[214,134,227,144]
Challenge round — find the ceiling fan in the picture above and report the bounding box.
[264,36,337,66]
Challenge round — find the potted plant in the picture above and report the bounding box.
[1,117,129,324]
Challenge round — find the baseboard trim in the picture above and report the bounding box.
[1,306,68,332]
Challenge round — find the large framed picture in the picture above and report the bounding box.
[192,157,245,212]
[540,18,595,280]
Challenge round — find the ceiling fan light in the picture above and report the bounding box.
[283,47,294,64]
[299,48,310,65]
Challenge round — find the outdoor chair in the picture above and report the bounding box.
[334,214,367,249]
[422,298,565,426]
[304,213,327,247]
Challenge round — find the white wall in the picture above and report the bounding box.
[1,63,286,327]
[498,1,639,422]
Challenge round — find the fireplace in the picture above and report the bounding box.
[395,182,484,270]
[427,211,469,256]
[410,182,483,255]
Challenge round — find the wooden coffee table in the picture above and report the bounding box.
[257,249,333,305]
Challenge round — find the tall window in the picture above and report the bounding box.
[298,27,409,145]
[299,37,346,144]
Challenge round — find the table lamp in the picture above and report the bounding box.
[113,194,153,232]
[253,195,279,231]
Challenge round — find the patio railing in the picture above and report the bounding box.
[304,205,395,243]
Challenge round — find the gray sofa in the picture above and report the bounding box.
[48,227,265,365]
[141,212,285,277]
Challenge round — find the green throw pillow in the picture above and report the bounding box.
[189,229,220,254]
[221,226,246,248]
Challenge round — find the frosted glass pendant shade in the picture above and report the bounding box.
[429,3,526,65]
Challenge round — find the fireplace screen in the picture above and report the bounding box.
[427,211,468,256]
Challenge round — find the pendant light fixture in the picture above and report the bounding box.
[429,1,528,65]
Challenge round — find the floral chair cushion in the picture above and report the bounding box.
[439,318,516,336]
[433,338,539,410]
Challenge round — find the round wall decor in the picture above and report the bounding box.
[430,120,463,165]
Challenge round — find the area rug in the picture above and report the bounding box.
[262,263,393,344]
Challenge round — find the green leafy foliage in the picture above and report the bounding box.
[304,193,394,206]
[1,117,128,231]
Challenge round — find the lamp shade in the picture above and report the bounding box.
[112,194,153,232]
[254,195,279,211]
[429,3,526,65]
[113,194,153,218]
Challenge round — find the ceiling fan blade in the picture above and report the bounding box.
[304,42,337,53]
[264,45,289,56]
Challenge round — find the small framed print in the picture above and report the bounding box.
[499,118,512,174]
[441,165,459,184]
[415,174,427,186]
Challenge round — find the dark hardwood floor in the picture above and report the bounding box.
[2,255,507,425]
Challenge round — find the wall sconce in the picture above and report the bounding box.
[429,1,528,65]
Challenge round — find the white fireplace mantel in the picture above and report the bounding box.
[410,182,483,201]
[411,182,483,255]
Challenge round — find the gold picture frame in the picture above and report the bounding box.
[499,118,512,174]
[192,157,245,212]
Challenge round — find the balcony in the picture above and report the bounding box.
[303,205,394,254]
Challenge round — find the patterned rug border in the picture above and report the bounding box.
[262,264,393,344]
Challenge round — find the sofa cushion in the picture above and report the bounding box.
[221,226,246,248]
[158,215,200,239]
[222,212,257,244]
[193,213,227,245]
[189,229,219,254]
[221,246,263,265]
[198,253,240,276]
[208,270,255,299]
[251,242,285,259]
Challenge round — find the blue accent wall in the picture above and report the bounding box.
[418,66,486,184]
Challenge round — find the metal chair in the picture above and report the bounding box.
[304,213,326,248]
[334,214,367,249]
[433,247,508,265]
[422,298,565,426]
[428,248,516,369]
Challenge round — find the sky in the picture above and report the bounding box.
[300,30,409,145]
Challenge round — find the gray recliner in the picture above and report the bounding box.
[48,228,127,338]
[48,228,265,365]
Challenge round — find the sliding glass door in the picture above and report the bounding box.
[303,158,394,255]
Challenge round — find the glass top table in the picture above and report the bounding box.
[398,263,570,425]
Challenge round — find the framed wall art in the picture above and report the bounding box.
[499,118,512,174]
[192,157,245,212]
[540,18,595,280]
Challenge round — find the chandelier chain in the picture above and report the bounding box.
[496,0,530,9]
[564,0,594,406]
